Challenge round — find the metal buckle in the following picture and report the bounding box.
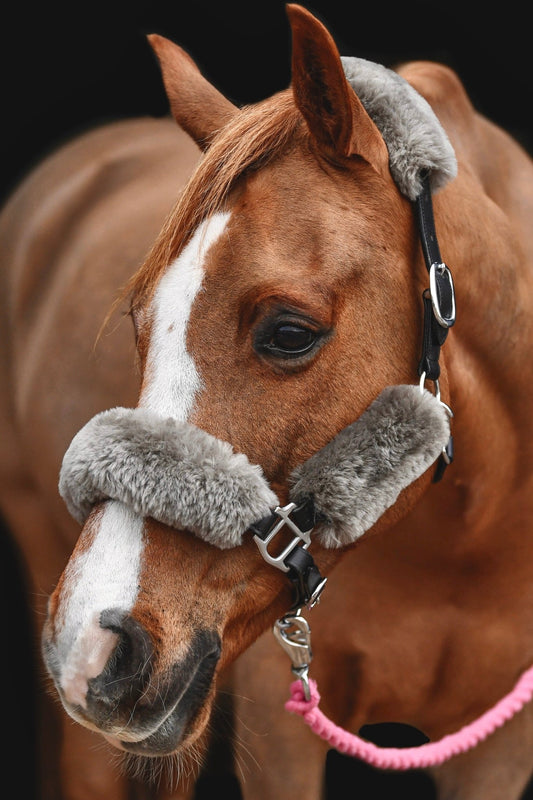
[429,262,456,328]
[253,502,313,573]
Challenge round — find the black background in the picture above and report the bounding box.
[2,0,531,203]
[1,2,532,798]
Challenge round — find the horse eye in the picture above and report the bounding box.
[271,324,316,354]
[253,311,328,364]
[254,319,322,361]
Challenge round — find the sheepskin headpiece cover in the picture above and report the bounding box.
[59,58,455,549]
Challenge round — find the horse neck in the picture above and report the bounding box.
[447,124,532,368]
[404,66,533,560]
[423,65,533,399]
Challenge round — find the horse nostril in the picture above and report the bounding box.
[87,609,154,705]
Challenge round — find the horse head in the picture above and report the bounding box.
[41,3,453,776]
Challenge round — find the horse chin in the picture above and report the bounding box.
[104,703,212,793]
[104,684,214,758]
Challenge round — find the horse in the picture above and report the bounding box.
[1,3,532,798]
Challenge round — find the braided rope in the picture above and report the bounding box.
[285,670,533,769]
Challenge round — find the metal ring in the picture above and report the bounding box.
[419,374,454,417]
[419,372,440,401]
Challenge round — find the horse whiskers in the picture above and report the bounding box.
[208,690,262,782]
[116,738,205,791]
[232,732,262,784]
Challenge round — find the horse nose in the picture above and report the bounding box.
[44,608,154,710]
[85,609,154,707]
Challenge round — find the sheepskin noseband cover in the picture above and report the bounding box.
[59,385,450,549]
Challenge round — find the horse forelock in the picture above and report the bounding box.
[127,90,302,313]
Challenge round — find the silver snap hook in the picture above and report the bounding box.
[273,613,313,700]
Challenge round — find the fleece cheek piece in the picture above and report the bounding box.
[58,385,450,550]
[340,56,457,200]
[290,385,450,548]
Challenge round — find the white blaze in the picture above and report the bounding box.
[57,212,231,705]
[139,211,231,419]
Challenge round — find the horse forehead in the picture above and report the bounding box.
[142,155,408,360]
[217,162,405,276]
[232,155,347,234]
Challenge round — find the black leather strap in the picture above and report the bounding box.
[419,290,448,381]
[284,545,327,610]
[415,172,455,481]
[250,498,327,609]
[415,174,455,381]
[415,172,442,269]
[432,435,454,483]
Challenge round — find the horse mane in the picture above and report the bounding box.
[125,90,302,311]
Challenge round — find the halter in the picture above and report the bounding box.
[58,180,460,768]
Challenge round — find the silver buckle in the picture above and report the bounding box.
[429,262,456,328]
[253,502,312,573]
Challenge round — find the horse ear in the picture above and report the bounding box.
[286,5,389,177]
[147,34,238,150]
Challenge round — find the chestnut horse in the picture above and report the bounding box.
[1,4,533,799]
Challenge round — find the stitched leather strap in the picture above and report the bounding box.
[419,290,448,380]
[414,173,455,481]
[415,172,442,268]
[415,174,455,382]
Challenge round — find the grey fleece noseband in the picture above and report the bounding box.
[60,385,450,550]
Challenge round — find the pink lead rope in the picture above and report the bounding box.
[285,669,533,769]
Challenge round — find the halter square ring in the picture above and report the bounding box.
[253,502,313,572]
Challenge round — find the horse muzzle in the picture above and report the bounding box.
[42,609,221,756]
